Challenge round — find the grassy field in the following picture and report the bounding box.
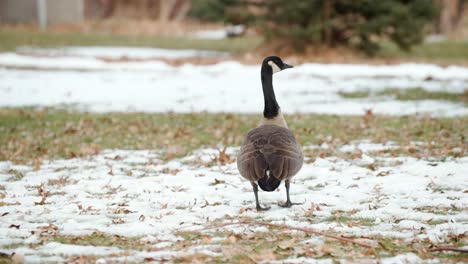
[0,28,262,54]
[339,88,468,104]
[377,40,468,65]
[1,28,468,65]
[0,108,466,164]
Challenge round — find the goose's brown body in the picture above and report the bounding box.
[237,125,303,186]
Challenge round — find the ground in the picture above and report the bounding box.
[0,41,467,263]
[0,140,467,263]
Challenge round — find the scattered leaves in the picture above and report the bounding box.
[376,170,391,177]
[34,184,48,205]
[210,178,225,186]
[8,224,20,229]
[211,146,233,165]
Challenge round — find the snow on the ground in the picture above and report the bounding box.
[0,143,466,263]
[191,25,245,39]
[16,47,229,60]
[0,52,467,116]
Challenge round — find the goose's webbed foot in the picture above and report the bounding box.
[280,180,301,208]
[279,200,302,208]
[251,182,270,212]
[256,205,271,211]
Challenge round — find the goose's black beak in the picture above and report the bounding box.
[282,63,294,70]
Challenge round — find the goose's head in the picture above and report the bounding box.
[262,56,293,74]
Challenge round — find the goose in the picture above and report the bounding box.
[237,56,303,211]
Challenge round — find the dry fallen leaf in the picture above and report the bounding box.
[363,109,373,126]
[170,185,187,192]
[34,184,48,205]
[278,238,296,250]
[112,219,125,224]
[113,208,134,214]
[212,146,233,165]
[376,171,390,177]
[210,178,225,186]
[34,197,47,205]
[201,235,212,244]
[79,144,101,156]
[249,248,277,262]
[225,235,237,244]
[221,246,244,256]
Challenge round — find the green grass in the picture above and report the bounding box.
[380,88,468,103]
[0,28,262,53]
[324,212,375,226]
[426,219,446,225]
[53,232,147,250]
[0,257,12,264]
[377,238,414,255]
[0,108,466,163]
[339,88,467,104]
[338,90,371,99]
[378,40,468,65]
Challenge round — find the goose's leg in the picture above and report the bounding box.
[251,182,270,211]
[280,180,301,208]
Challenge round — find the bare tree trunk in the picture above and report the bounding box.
[438,0,462,34]
[159,0,177,22]
[146,0,159,19]
[322,0,332,45]
[169,0,189,21]
[83,0,190,20]
[100,0,115,18]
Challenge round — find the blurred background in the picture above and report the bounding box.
[0,0,467,63]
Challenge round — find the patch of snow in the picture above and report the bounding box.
[296,63,468,81]
[39,242,122,256]
[0,143,466,262]
[425,34,446,43]
[16,47,229,60]
[192,29,228,40]
[0,54,466,116]
[340,140,399,153]
[270,258,333,264]
[192,25,245,39]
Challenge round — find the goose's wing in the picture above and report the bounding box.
[237,128,268,182]
[237,125,303,182]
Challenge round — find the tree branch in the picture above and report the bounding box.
[429,246,468,253]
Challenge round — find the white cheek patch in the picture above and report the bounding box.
[268,60,281,73]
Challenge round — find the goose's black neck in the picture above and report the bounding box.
[261,63,279,119]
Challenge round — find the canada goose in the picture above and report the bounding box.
[237,56,303,211]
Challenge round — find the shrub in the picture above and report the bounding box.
[188,0,437,55]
